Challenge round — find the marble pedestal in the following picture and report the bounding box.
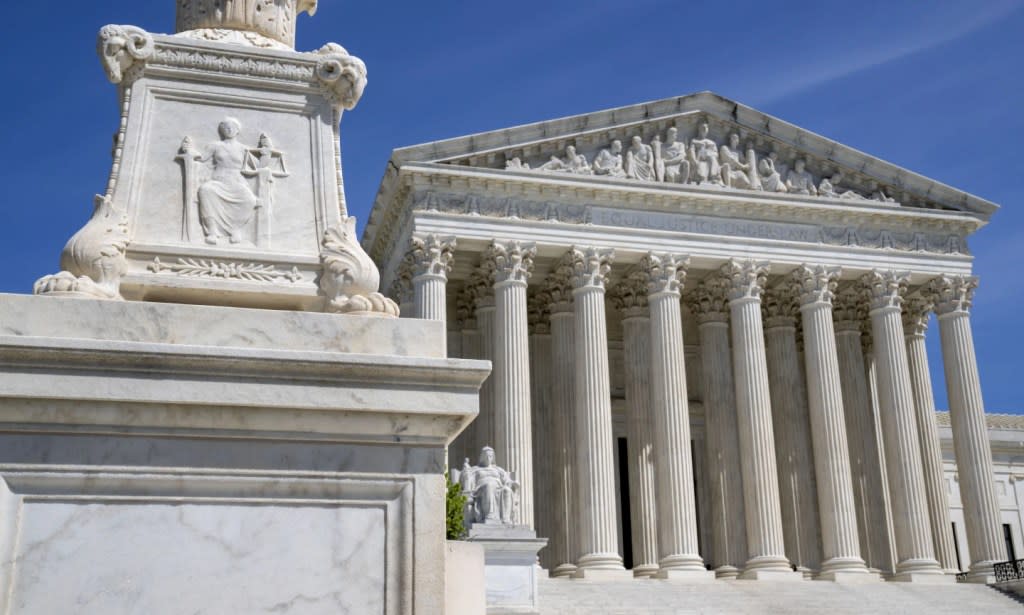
[0,294,489,615]
[468,526,548,615]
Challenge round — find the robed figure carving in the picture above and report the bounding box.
[456,446,521,526]
[178,118,287,247]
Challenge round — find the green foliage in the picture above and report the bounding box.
[445,472,467,540]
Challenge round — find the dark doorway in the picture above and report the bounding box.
[952,523,963,571]
[1004,524,1017,562]
[617,437,634,570]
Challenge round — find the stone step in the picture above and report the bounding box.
[538,577,1022,614]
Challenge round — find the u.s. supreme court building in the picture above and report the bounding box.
[361,92,1010,584]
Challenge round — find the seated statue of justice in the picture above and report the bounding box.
[456,446,521,527]
[178,118,288,247]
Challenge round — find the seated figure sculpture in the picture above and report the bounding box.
[458,446,520,527]
[592,140,626,178]
[624,135,656,181]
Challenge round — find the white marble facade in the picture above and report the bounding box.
[363,92,1007,585]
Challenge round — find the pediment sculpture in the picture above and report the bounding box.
[454,446,521,527]
[504,119,899,204]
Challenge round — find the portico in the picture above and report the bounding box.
[363,92,1004,583]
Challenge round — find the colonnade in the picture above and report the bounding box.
[403,234,1005,583]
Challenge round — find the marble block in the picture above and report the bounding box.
[469,528,547,615]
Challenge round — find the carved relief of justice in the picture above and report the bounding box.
[504,119,900,204]
[178,118,289,247]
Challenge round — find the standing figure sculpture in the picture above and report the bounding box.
[719,132,755,189]
[785,159,818,196]
[593,140,626,178]
[624,135,656,181]
[186,118,262,245]
[657,127,690,184]
[689,122,722,185]
[458,446,521,526]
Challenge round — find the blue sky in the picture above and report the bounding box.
[1,1,1022,412]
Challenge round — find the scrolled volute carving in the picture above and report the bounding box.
[409,234,456,280]
[860,270,910,312]
[639,252,689,297]
[319,217,399,317]
[34,195,129,300]
[315,44,368,111]
[928,274,978,317]
[721,259,770,302]
[561,247,615,291]
[486,240,537,286]
[790,264,841,307]
[97,25,155,84]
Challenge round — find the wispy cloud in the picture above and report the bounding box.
[746,0,1024,105]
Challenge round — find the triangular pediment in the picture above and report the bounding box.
[389,92,996,219]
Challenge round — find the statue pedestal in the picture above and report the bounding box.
[468,526,548,615]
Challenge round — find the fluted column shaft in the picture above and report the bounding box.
[763,308,820,575]
[863,271,942,580]
[568,248,626,574]
[834,311,896,575]
[696,311,748,577]
[723,261,793,578]
[529,328,553,565]
[489,241,537,528]
[903,299,959,574]
[641,254,707,576]
[548,303,578,577]
[475,303,496,451]
[793,266,869,579]
[621,312,660,576]
[931,276,1005,581]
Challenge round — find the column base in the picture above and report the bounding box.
[653,569,716,581]
[632,564,660,578]
[961,572,996,584]
[965,561,997,584]
[550,564,578,578]
[797,566,815,579]
[714,565,742,579]
[888,571,955,583]
[816,570,881,583]
[571,568,635,581]
[738,569,805,581]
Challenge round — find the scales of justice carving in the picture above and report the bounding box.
[453,446,522,528]
[178,118,290,248]
[506,121,899,204]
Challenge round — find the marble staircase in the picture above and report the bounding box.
[538,577,1022,614]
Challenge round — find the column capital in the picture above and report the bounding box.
[528,288,552,335]
[791,264,841,308]
[902,295,934,337]
[762,283,800,329]
[721,259,770,303]
[638,252,690,298]
[466,262,497,310]
[487,240,537,287]
[560,246,615,292]
[389,256,414,307]
[455,285,477,329]
[927,275,978,317]
[610,275,649,319]
[409,234,456,281]
[687,277,730,325]
[543,270,575,315]
[860,270,910,313]
[833,286,866,333]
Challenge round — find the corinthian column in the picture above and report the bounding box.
[903,296,960,574]
[639,254,711,579]
[722,260,797,580]
[529,288,554,567]
[762,283,820,576]
[563,247,629,578]
[833,289,896,575]
[546,276,578,577]
[861,271,944,582]
[410,234,456,322]
[468,265,497,453]
[792,266,872,581]
[486,240,537,529]
[929,275,1005,582]
[611,278,659,577]
[689,280,748,578]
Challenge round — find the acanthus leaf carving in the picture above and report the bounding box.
[928,274,978,317]
[686,277,731,325]
[721,259,770,302]
[561,247,615,291]
[148,257,302,283]
[610,275,649,318]
[860,270,910,312]
[790,264,841,307]
[34,195,129,301]
[97,25,155,84]
[486,240,536,286]
[902,294,934,336]
[409,234,456,280]
[638,252,689,297]
[319,217,399,317]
